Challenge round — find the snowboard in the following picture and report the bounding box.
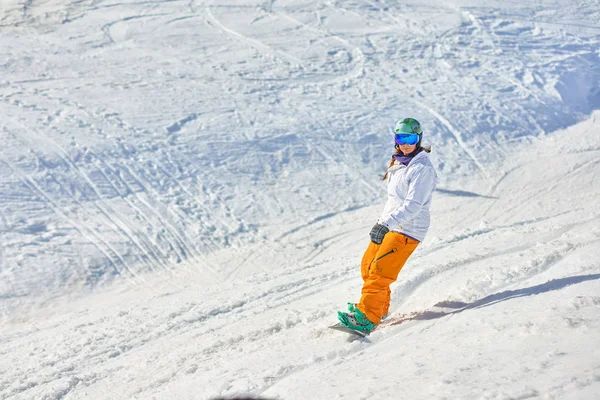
[330,300,470,338]
[329,323,370,337]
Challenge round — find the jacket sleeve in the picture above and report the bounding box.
[381,165,437,229]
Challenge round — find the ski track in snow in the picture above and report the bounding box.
[1,0,600,399]
[1,113,599,399]
[1,0,599,300]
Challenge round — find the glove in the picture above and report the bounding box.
[369,223,389,244]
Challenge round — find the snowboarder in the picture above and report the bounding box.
[337,118,438,334]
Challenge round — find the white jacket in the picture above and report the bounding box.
[378,150,438,242]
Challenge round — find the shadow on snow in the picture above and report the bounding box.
[393,274,600,324]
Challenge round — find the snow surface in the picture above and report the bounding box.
[1,0,600,399]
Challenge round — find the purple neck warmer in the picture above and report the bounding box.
[392,148,422,166]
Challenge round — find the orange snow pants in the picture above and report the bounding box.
[356,232,419,324]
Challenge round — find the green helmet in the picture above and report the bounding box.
[393,118,422,147]
[394,118,422,134]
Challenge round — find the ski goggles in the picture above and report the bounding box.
[394,133,420,145]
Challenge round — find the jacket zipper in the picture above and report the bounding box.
[375,248,397,262]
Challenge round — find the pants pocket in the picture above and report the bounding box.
[375,248,397,262]
[370,233,419,279]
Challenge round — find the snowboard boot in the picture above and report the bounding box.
[348,302,389,322]
[337,308,377,334]
[348,302,387,321]
[347,302,357,313]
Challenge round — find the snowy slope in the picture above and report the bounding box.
[1,111,599,400]
[1,0,600,310]
[1,0,600,399]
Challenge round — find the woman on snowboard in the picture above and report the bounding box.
[338,118,438,333]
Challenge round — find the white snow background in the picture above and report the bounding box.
[1,0,600,399]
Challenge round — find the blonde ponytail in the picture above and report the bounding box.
[381,147,403,181]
